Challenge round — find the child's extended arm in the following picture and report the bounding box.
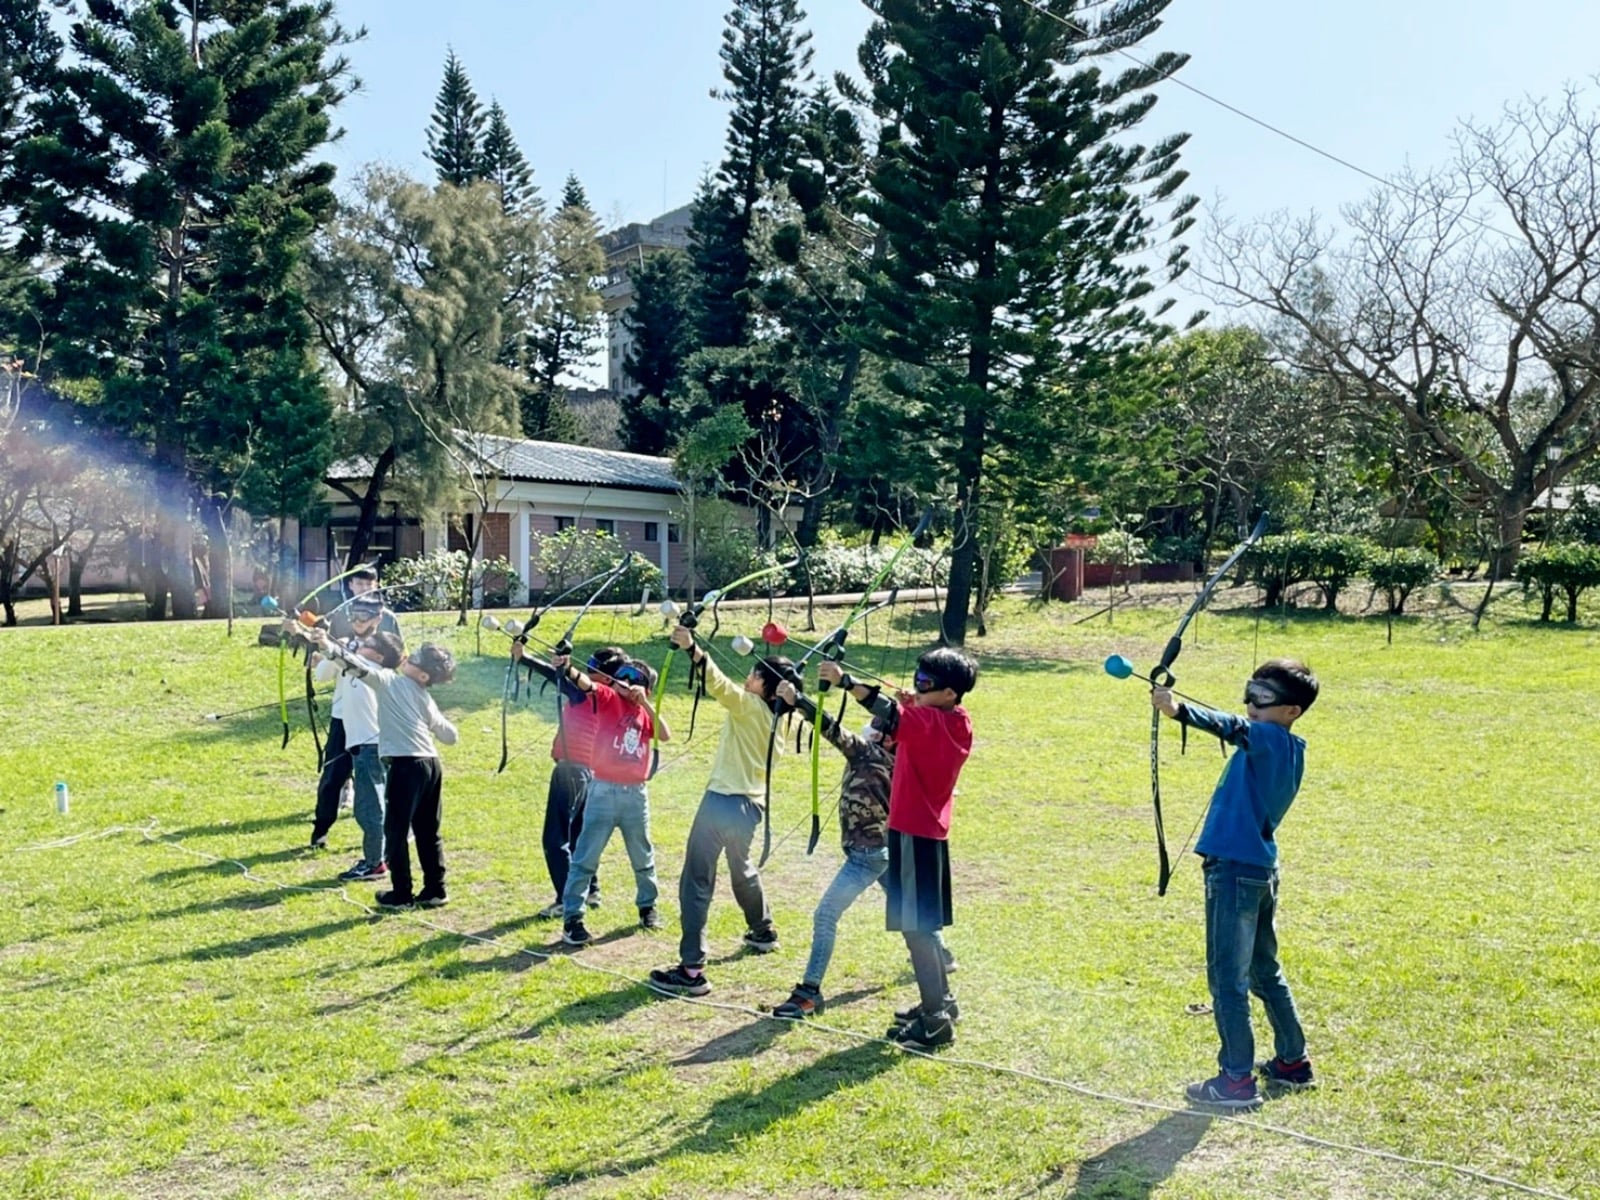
[1152,687,1249,748]
[426,695,459,746]
[673,627,745,710]
[775,679,863,758]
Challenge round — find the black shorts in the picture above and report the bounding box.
[885,830,952,932]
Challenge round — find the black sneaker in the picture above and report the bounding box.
[742,926,780,954]
[941,944,959,974]
[890,1010,954,1049]
[638,906,663,929]
[648,964,711,997]
[416,888,448,909]
[375,890,413,908]
[1185,1072,1263,1112]
[562,918,592,947]
[1257,1056,1316,1091]
[892,997,960,1026]
[773,984,823,1020]
[309,831,328,850]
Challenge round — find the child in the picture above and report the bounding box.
[1151,658,1320,1111]
[309,627,458,908]
[766,660,952,1020]
[512,643,627,918]
[309,598,393,880]
[647,626,794,997]
[313,567,400,816]
[875,646,978,1050]
[544,653,668,946]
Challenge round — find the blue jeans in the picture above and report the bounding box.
[563,779,657,920]
[1203,858,1307,1077]
[802,846,948,990]
[350,742,387,866]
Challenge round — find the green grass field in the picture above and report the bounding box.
[2,588,1597,1199]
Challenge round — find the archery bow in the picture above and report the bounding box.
[496,555,637,774]
[1148,513,1269,895]
[278,562,377,754]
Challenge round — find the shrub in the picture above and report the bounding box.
[381,550,523,611]
[529,528,662,604]
[1246,531,1373,611]
[1366,547,1438,615]
[1513,542,1600,622]
[801,542,947,595]
[1084,529,1150,566]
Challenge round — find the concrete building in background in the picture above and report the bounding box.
[600,203,693,396]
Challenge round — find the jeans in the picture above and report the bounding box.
[562,779,657,920]
[803,846,889,988]
[542,761,595,902]
[678,790,771,968]
[1203,858,1307,1077]
[349,742,387,865]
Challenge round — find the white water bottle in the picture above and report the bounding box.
[55,781,70,814]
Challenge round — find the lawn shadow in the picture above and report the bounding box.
[1055,1111,1212,1199]
[515,983,657,1041]
[158,812,309,841]
[143,914,372,968]
[540,1041,899,1190]
[145,844,316,885]
[671,1015,789,1065]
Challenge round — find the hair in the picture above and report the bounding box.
[753,655,800,703]
[917,646,979,699]
[588,645,629,678]
[1253,658,1318,712]
[367,631,405,670]
[410,643,456,685]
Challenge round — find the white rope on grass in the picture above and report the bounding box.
[22,821,1581,1200]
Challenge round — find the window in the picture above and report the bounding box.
[667,524,681,544]
[595,518,615,535]
[554,515,574,532]
[643,522,659,542]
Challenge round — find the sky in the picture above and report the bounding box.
[322,0,1600,317]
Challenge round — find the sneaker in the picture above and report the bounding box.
[309,831,328,850]
[375,890,413,908]
[742,926,780,954]
[648,964,711,997]
[562,918,593,947]
[1257,1056,1316,1091]
[890,1009,954,1049]
[535,901,565,920]
[941,945,959,974]
[892,997,960,1026]
[638,906,663,929]
[337,859,371,881]
[416,887,448,909]
[773,984,823,1020]
[586,889,602,910]
[1185,1072,1263,1112]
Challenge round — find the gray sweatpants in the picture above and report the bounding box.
[677,790,772,967]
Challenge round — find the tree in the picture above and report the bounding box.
[523,173,602,442]
[425,49,486,188]
[619,247,697,455]
[302,169,531,573]
[858,0,1196,643]
[3,0,354,619]
[478,100,538,216]
[1206,89,1600,578]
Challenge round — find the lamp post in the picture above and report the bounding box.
[1545,437,1564,545]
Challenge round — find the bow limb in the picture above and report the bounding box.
[496,661,513,774]
[757,706,783,867]
[275,562,377,753]
[1149,513,1270,896]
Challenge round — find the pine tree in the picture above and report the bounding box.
[478,100,538,215]
[426,49,486,188]
[3,0,355,619]
[524,173,602,443]
[859,0,1196,643]
[619,248,696,455]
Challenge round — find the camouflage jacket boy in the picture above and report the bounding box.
[794,693,892,852]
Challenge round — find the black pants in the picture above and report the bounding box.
[384,756,445,898]
[311,719,350,837]
[542,761,597,902]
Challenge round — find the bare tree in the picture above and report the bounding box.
[1206,88,1600,575]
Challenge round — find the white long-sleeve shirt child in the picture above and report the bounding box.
[314,654,381,748]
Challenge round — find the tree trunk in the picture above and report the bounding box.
[67,533,96,618]
[342,444,398,568]
[201,497,231,620]
[1489,497,1530,579]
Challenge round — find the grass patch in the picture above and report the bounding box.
[1,590,1596,1198]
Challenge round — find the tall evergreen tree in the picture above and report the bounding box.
[523,174,602,442]
[3,0,355,619]
[859,0,1196,643]
[425,49,486,188]
[619,248,696,455]
[478,99,538,215]
[691,0,814,349]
